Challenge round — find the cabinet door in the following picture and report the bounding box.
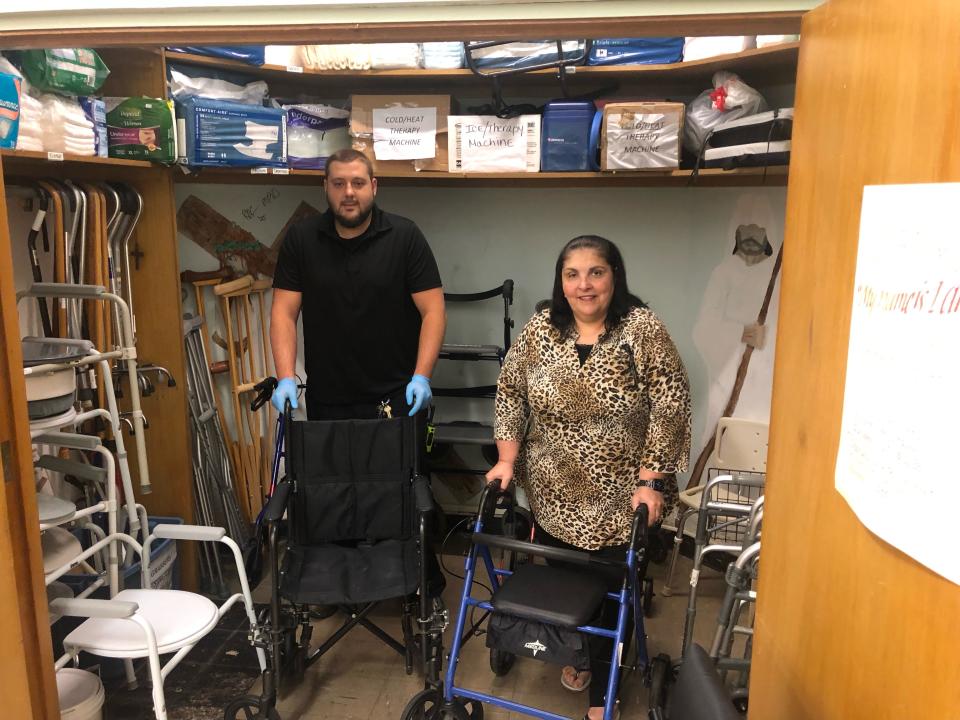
[752,0,960,718]
[0,166,59,720]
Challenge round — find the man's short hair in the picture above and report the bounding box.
[325,148,375,180]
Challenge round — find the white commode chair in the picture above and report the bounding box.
[49,515,266,720]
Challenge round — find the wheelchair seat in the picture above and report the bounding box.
[492,563,607,628]
[282,539,419,605]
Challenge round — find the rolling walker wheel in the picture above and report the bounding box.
[489,647,516,677]
[646,653,671,711]
[642,576,655,617]
[223,696,281,720]
[400,689,474,720]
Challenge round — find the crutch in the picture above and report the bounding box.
[249,278,275,491]
[213,275,259,520]
[183,316,248,544]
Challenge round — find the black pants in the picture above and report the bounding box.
[534,523,633,709]
[306,389,444,596]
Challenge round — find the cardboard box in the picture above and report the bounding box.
[350,94,450,172]
[447,115,541,173]
[600,102,684,171]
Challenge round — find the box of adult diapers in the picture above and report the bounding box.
[104,97,177,163]
[177,96,286,168]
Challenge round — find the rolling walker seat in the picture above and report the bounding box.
[227,406,447,719]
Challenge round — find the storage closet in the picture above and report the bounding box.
[0,11,806,719]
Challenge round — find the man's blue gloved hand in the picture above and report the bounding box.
[405,374,432,416]
[271,377,299,413]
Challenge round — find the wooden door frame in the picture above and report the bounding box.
[0,163,59,719]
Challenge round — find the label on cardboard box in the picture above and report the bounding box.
[603,105,682,170]
[448,115,540,173]
[372,106,436,160]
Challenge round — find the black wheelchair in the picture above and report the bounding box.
[226,399,448,719]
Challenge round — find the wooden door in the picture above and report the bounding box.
[0,165,59,718]
[750,0,960,717]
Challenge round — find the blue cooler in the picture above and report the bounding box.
[541,101,597,171]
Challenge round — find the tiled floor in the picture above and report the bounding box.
[269,549,730,720]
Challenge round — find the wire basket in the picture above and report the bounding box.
[702,468,765,546]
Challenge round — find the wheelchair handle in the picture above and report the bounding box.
[250,376,278,411]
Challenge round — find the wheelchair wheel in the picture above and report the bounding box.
[401,688,473,720]
[223,696,281,720]
[646,653,671,711]
[642,576,655,618]
[489,648,516,677]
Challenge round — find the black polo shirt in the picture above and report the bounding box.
[272,205,442,405]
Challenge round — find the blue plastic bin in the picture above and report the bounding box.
[541,101,597,171]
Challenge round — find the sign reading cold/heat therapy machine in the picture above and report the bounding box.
[835,183,960,586]
[372,106,436,160]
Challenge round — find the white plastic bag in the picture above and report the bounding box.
[683,71,767,154]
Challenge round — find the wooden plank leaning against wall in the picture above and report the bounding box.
[750,0,960,717]
[0,169,59,720]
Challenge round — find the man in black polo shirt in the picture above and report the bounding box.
[269,148,445,420]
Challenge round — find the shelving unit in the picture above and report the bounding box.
[164,41,799,89]
[174,165,788,186]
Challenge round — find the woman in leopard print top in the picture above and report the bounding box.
[487,235,690,719]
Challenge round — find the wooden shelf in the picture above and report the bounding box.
[163,42,799,90]
[173,165,788,187]
[0,149,159,170]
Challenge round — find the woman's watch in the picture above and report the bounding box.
[637,477,666,493]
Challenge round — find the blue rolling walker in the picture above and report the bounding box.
[402,480,670,720]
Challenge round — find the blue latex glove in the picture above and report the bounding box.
[405,374,432,416]
[271,377,299,413]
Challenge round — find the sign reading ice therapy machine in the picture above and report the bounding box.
[372,107,437,161]
[835,182,960,586]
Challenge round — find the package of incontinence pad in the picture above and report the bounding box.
[0,67,21,149]
[104,96,177,162]
[282,103,350,169]
[79,97,107,157]
[177,96,287,168]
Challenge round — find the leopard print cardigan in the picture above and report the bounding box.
[494,307,691,550]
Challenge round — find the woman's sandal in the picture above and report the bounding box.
[561,666,592,692]
[582,701,621,720]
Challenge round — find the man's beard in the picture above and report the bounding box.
[331,201,373,229]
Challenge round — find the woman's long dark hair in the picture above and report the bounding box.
[537,235,647,334]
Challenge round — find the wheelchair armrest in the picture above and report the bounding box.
[153,524,225,542]
[413,475,435,515]
[50,597,138,619]
[263,479,291,524]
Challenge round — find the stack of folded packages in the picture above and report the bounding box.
[422,43,464,69]
[41,93,97,155]
[17,91,43,151]
[301,45,373,71]
[369,43,422,69]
